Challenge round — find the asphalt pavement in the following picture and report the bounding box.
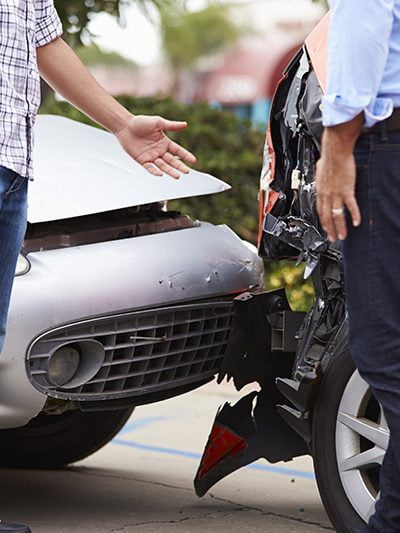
[1,381,333,532]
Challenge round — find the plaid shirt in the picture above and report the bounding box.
[0,1,63,179]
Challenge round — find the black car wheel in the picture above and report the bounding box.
[312,349,389,533]
[0,407,134,468]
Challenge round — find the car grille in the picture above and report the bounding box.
[27,301,234,401]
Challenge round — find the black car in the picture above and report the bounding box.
[194,16,386,533]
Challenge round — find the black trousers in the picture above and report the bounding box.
[344,128,400,532]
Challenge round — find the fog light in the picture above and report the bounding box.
[48,345,80,387]
[47,340,105,390]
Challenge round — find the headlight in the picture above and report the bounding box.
[15,253,30,276]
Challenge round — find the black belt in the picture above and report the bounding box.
[362,108,400,135]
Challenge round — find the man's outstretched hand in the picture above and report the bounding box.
[37,39,196,179]
[115,115,197,179]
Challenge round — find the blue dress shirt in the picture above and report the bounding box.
[322,0,400,127]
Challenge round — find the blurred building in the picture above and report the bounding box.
[90,0,325,127]
[191,0,325,126]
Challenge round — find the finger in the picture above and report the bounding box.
[316,185,324,221]
[163,152,190,174]
[319,195,338,242]
[332,207,347,241]
[143,162,163,177]
[169,140,197,164]
[345,195,362,228]
[154,158,180,179]
[158,118,188,132]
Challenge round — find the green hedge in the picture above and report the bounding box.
[40,96,314,310]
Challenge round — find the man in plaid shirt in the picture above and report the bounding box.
[0,2,196,532]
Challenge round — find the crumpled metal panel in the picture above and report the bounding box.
[259,45,326,273]
[29,115,230,223]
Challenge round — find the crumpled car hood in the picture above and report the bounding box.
[28,115,230,223]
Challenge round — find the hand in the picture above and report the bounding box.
[115,115,196,179]
[315,152,362,242]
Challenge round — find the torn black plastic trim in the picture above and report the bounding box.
[194,386,308,497]
[264,213,327,276]
[217,290,305,390]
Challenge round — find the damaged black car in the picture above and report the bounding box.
[194,16,386,533]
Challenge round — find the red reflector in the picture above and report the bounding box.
[197,423,247,480]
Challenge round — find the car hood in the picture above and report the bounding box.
[28,115,230,223]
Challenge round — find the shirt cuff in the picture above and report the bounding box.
[322,94,394,128]
[36,8,63,48]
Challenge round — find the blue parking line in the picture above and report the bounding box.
[114,438,200,459]
[112,438,315,480]
[247,462,315,479]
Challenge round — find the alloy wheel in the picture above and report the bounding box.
[335,370,389,522]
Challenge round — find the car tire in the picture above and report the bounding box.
[312,348,388,533]
[0,407,134,468]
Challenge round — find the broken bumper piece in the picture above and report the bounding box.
[194,387,307,497]
[217,289,304,390]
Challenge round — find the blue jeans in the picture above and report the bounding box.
[0,166,28,353]
[343,129,400,532]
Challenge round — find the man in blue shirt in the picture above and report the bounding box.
[316,0,400,530]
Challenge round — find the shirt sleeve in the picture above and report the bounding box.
[322,0,395,128]
[35,0,63,48]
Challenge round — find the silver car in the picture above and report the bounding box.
[0,115,263,468]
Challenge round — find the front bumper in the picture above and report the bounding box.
[0,223,263,428]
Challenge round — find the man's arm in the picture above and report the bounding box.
[36,38,196,179]
[316,0,394,240]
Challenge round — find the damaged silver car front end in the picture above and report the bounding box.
[0,116,264,430]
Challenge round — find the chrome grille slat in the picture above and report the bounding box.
[27,301,234,401]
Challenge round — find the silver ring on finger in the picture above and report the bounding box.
[331,207,345,217]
